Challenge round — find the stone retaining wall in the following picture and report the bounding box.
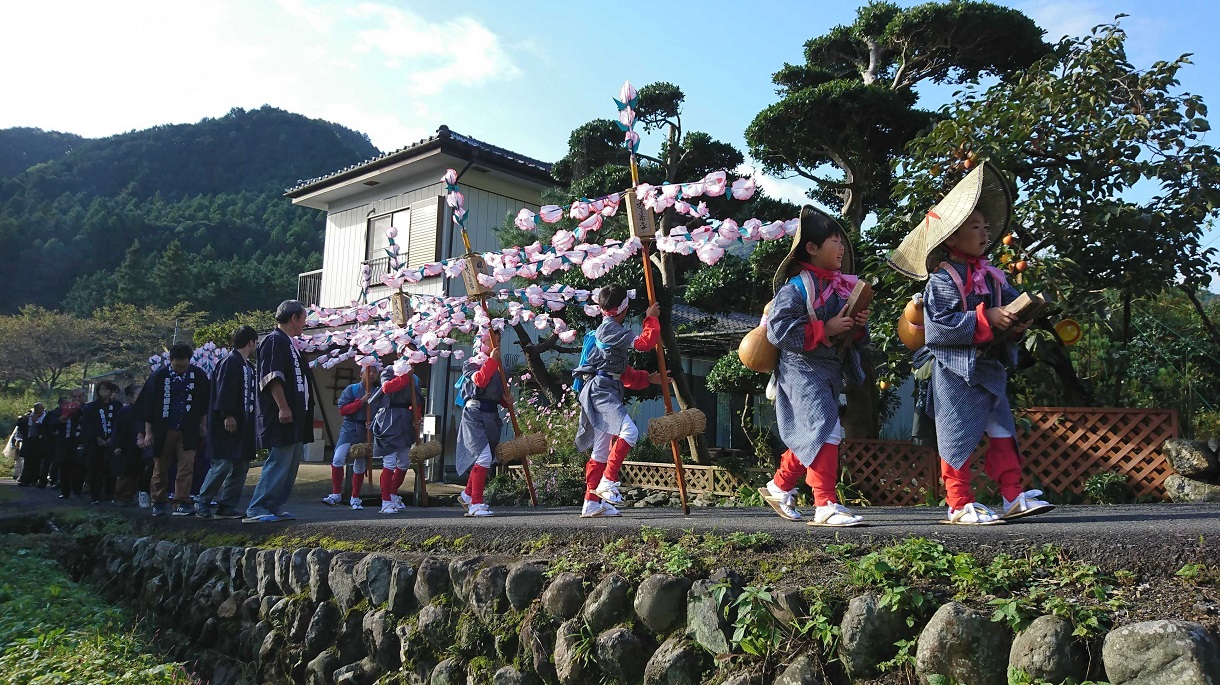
[88,535,1220,685]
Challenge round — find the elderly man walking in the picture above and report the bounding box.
[245,301,314,524]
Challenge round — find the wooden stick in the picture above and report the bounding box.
[630,154,690,516]
[363,368,373,475]
[408,371,428,507]
[460,228,539,506]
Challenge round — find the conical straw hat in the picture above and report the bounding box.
[771,205,856,293]
[887,161,1012,280]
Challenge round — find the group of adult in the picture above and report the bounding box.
[8,300,314,524]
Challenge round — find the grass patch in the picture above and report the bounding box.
[0,547,194,684]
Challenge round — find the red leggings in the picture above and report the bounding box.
[941,437,1023,509]
[772,444,839,507]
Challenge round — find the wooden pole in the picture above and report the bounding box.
[408,371,428,507]
[630,155,690,515]
[460,228,538,506]
[363,366,373,491]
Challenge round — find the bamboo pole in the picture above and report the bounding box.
[629,155,690,515]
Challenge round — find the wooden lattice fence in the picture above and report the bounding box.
[577,407,1178,505]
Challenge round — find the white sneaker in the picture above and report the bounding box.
[390,494,404,507]
[137,492,151,509]
[593,477,622,504]
[580,500,622,518]
[465,503,494,518]
[809,502,864,527]
[350,497,364,510]
[944,502,1004,525]
[458,491,473,512]
[761,481,802,521]
[322,493,342,507]
[379,500,401,515]
[1002,490,1055,520]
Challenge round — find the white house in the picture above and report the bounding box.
[285,125,555,478]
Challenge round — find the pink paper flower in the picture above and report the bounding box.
[731,177,757,201]
[539,205,564,223]
[619,80,637,104]
[443,168,458,186]
[551,230,576,252]
[703,171,728,197]
[569,201,590,221]
[514,208,537,231]
[446,191,465,209]
[386,226,398,240]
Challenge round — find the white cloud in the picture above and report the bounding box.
[276,0,334,33]
[0,0,524,152]
[1018,0,1113,42]
[347,3,520,95]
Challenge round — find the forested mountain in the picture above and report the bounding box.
[0,128,84,179]
[0,106,380,317]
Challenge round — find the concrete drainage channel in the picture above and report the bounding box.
[73,534,1220,685]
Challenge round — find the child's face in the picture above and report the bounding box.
[804,232,845,271]
[945,210,989,258]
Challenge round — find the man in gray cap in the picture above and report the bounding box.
[244,300,314,523]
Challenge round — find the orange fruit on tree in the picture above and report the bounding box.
[1015,260,1028,272]
[1002,234,1015,246]
[879,380,891,390]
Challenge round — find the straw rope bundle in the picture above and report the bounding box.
[496,432,547,464]
[348,442,372,462]
[408,441,442,463]
[648,408,707,445]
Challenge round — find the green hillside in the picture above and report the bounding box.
[0,106,380,316]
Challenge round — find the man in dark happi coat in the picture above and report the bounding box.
[51,393,86,498]
[195,326,258,520]
[14,402,48,488]
[112,384,147,506]
[138,343,210,517]
[83,381,122,504]
[246,300,314,524]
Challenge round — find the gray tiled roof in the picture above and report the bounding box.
[671,302,757,334]
[285,125,555,196]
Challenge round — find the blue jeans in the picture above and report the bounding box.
[196,458,249,510]
[245,443,303,518]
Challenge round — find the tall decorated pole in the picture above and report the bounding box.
[446,170,542,506]
[616,81,693,515]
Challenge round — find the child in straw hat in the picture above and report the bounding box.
[572,283,664,518]
[455,330,511,518]
[759,206,869,527]
[888,162,1054,525]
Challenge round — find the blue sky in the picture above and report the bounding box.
[1,0,1217,281]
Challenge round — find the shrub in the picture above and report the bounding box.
[1083,471,1129,504]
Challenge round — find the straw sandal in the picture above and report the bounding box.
[940,502,1005,525]
[759,487,802,522]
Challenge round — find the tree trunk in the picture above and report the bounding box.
[843,352,880,439]
[1111,288,1133,406]
[1181,285,1220,349]
[1030,320,1095,406]
[510,322,563,405]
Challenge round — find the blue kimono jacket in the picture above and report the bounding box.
[920,261,1022,469]
[455,358,505,476]
[370,367,423,458]
[767,271,868,467]
[573,316,657,453]
[208,352,256,461]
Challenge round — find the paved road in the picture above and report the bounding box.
[7,478,1217,563]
